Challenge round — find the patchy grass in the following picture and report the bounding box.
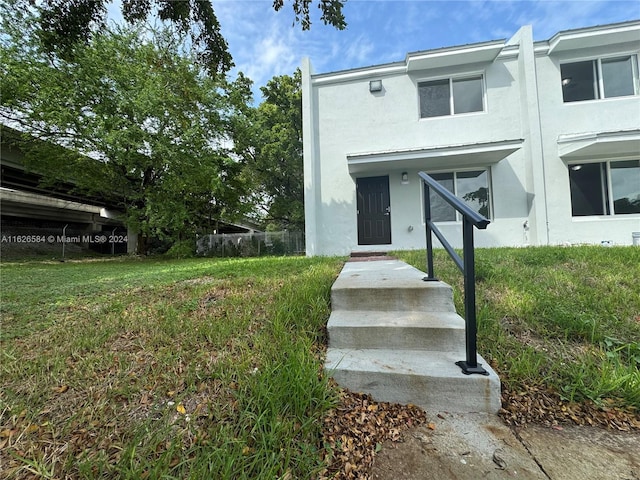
[2,246,639,479]
[396,246,640,421]
[0,256,344,479]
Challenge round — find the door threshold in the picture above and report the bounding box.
[349,251,396,262]
[350,251,388,257]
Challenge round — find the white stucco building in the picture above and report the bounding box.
[302,21,640,256]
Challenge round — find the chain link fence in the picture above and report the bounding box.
[196,231,305,257]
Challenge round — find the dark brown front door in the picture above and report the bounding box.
[357,176,391,245]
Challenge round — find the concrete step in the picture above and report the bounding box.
[327,310,465,352]
[326,348,501,413]
[331,261,455,313]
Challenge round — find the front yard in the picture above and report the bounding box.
[1,246,638,478]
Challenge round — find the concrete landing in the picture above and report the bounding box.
[325,259,501,414]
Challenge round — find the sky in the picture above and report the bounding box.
[108,0,640,101]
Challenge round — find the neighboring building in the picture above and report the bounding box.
[302,21,640,256]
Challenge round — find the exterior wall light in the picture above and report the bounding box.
[369,79,383,92]
[401,172,409,184]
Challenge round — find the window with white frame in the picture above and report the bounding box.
[425,169,491,221]
[560,55,638,103]
[568,160,640,216]
[419,75,484,118]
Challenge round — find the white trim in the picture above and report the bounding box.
[497,46,520,60]
[309,40,506,85]
[406,40,504,71]
[571,214,640,222]
[548,21,640,54]
[347,139,523,174]
[558,129,640,160]
[311,64,406,86]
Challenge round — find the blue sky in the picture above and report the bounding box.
[110,1,640,101]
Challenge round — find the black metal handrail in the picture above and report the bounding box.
[419,171,490,376]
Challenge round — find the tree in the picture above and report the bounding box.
[1,6,254,251]
[237,70,304,231]
[31,0,346,77]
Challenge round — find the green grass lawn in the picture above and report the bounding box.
[1,247,639,478]
[1,256,344,479]
[397,246,640,415]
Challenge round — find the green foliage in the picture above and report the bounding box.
[165,239,196,258]
[1,7,253,249]
[29,0,346,76]
[237,70,305,230]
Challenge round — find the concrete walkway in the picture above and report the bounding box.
[371,412,640,479]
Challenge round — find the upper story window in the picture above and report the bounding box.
[419,75,484,118]
[560,55,638,102]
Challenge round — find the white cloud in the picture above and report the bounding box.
[129,0,638,99]
[214,1,298,97]
[343,34,376,65]
[240,29,299,87]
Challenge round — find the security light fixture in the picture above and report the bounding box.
[571,165,583,171]
[369,79,383,92]
[401,172,409,184]
[562,77,572,86]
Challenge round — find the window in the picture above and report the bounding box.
[419,75,484,118]
[561,55,637,102]
[569,160,640,216]
[426,170,491,221]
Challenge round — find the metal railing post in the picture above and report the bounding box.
[454,218,487,375]
[419,172,489,376]
[423,184,436,281]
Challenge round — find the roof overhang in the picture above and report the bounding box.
[347,139,523,175]
[558,130,640,160]
[547,22,640,54]
[406,40,505,71]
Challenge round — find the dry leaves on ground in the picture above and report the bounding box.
[319,388,426,480]
[319,384,639,480]
[500,385,640,431]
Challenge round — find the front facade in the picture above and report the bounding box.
[302,21,640,256]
